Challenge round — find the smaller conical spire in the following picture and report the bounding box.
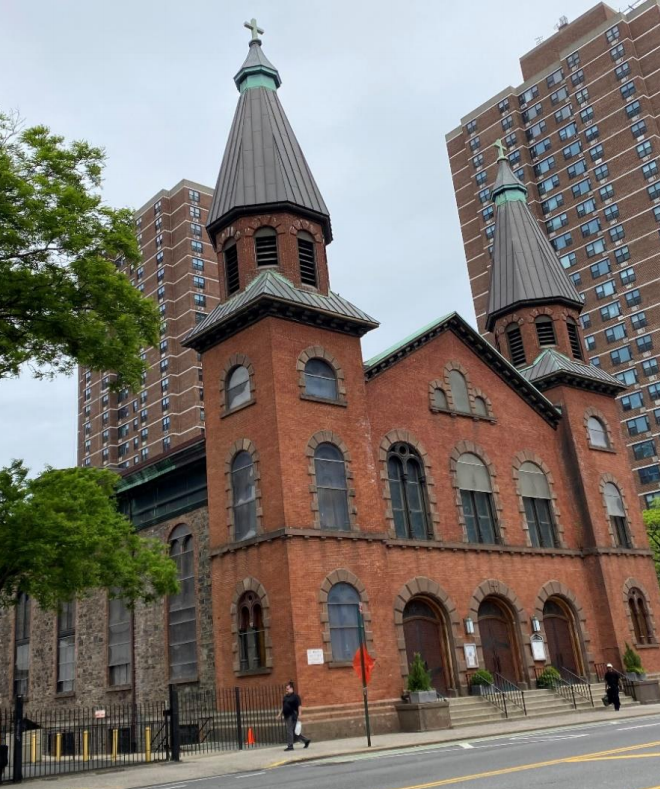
[234,20,282,93]
[485,142,583,332]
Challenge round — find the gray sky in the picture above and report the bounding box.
[0,0,599,473]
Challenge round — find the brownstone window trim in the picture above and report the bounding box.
[319,570,374,666]
[429,378,496,423]
[306,431,357,531]
[584,406,616,452]
[224,439,263,543]
[230,578,274,675]
[439,362,495,420]
[623,578,658,647]
[220,353,256,416]
[296,346,347,404]
[599,474,635,549]
[378,429,440,539]
[512,451,565,549]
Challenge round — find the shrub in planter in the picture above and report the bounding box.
[623,643,646,679]
[469,669,494,696]
[406,653,436,703]
[536,666,561,689]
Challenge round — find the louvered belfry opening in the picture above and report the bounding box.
[224,242,240,295]
[535,316,557,347]
[506,323,527,367]
[254,228,279,266]
[567,320,583,360]
[298,231,317,287]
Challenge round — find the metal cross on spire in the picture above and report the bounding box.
[244,17,264,41]
[493,138,508,161]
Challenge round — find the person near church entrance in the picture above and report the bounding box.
[279,681,311,751]
[604,663,621,711]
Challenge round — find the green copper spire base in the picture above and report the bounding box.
[234,38,282,93]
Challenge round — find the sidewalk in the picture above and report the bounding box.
[25,704,660,789]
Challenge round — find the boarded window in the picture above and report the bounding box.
[224,241,239,295]
[506,324,527,367]
[535,316,557,346]
[298,231,317,286]
[449,370,470,413]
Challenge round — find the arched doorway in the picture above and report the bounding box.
[403,598,453,695]
[477,597,521,681]
[543,597,582,675]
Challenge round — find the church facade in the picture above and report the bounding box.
[1,30,659,715]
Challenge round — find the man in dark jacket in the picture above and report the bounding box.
[280,681,311,751]
[604,663,621,711]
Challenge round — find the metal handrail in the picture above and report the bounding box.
[470,678,509,718]
[493,673,527,715]
[533,666,576,708]
[559,667,594,707]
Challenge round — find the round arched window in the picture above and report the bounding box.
[226,366,251,410]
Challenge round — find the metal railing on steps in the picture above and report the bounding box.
[559,667,594,707]
[492,673,527,715]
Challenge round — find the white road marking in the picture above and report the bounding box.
[458,742,475,749]
[617,723,660,730]
[510,734,589,742]
[237,772,266,778]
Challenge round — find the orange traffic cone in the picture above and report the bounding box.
[246,727,256,746]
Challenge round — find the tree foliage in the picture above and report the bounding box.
[642,500,660,584]
[0,111,159,386]
[406,652,432,692]
[0,461,178,609]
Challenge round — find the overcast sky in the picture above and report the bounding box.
[0,0,600,473]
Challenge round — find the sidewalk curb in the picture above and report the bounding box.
[269,706,660,769]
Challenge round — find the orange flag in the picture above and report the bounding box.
[353,645,376,685]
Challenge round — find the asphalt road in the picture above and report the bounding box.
[136,714,660,789]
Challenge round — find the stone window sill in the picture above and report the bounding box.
[299,394,347,407]
[588,443,616,453]
[222,398,256,419]
[634,642,659,650]
[55,691,76,699]
[168,677,199,686]
[430,406,496,423]
[107,684,132,693]
[236,667,273,678]
[327,660,353,669]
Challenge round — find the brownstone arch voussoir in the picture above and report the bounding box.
[230,577,274,674]
[393,577,461,682]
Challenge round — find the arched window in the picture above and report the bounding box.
[604,482,631,548]
[449,370,470,413]
[433,388,448,410]
[519,461,556,548]
[231,451,257,541]
[535,316,557,347]
[587,416,609,448]
[254,227,278,266]
[457,453,499,544]
[226,366,251,410]
[328,582,360,661]
[238,591,266,671]
[14,593,30,697]
[298,231,317,287]
[506,323,527,367]
[387,443,431,540]
[168,525,198,680]
[304,358,337,400]
[314,443,350,531]
[567,318,583,360]
[474,396,488,417]
[628,588,652,644]
[223,239,239,295]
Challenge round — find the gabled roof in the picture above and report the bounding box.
[485,158,583,331]
[364,312,561,427]
[207,40,331,244]
[520,348,626,396]
[183,270,378,352]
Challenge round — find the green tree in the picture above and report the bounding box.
[0,111,159,386]
[642,499,660,584]
[0,461,178,609]
[406,653,432,692]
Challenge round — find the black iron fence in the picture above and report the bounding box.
[0,684,287,784]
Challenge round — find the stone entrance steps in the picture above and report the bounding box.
[449,687,638,727]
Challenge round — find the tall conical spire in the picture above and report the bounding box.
[207,23,331,244]
[485,143,583,332]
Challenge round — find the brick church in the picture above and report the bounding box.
[1,29,659,715]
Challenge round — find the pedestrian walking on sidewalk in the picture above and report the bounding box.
[604,663,621,711]
[279,681,311,751]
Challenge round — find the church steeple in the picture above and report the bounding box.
[206,22,331,247]
[485,147,583,334]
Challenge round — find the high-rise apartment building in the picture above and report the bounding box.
[77,179,219,469]
[447,1,660,509]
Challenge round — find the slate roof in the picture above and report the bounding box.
[520,348,625,395]
[207,41,331,243]
[485,159,583,331]
[183,271,378,350]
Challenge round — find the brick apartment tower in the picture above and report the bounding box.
[77,179,218,469]
[447,1,660,509]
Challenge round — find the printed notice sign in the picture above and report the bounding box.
[94,710,106,719]
[307,649,324,665]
